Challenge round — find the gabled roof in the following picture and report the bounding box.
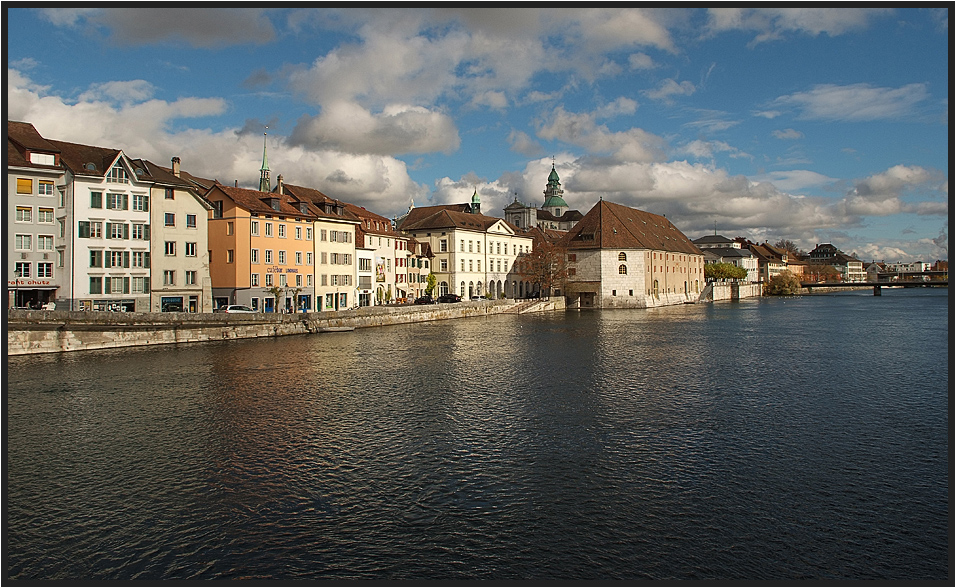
[129,159,194,189]
[7,121,60,169]
[556,200,702,255]
[704,246,754,258]
[278,182,361,223]
[693,234,736,245]
[399,205,520,234]
[206,183,318,220]
[48,139,123,178]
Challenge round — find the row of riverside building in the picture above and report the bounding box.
[8,120,718,312]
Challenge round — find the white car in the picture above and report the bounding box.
[219,305,257,313]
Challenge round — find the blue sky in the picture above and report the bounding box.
[7,7,950,261]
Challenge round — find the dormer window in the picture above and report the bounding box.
[29,152,56,166]
[107,163,130,184]
[298,202,309,214]
[270,198,281,211]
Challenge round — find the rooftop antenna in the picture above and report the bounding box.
[714,221,717,236]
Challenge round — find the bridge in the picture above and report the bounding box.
[801,281,949,296]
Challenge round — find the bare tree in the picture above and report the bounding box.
[517,241,568,298]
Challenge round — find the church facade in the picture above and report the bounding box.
[504,165,583,231]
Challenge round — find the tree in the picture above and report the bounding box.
[517,241,568,298]
[266,284,285,312]
[774,239,803,257]
[763,270,802,295]
[425,272,437,296]
[807,264,841,282]
[704,262,748,281]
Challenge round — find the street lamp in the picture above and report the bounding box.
[13,268,22,308]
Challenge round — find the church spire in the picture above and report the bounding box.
[259,127,271,193]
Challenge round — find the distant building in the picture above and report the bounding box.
[558,200,705,308]
[504,164,583,231]
[807,243,864,282]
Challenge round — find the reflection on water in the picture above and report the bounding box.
[5,289,948,581]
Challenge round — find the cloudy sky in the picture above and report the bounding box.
[7,7,950,261]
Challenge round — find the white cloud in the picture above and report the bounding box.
[680,139,750,161]
[594,97,639,118]
[839,165,945,217]
[288,101,460,156]
[535,106,667,163]
[40,7,275,47]
[628,52,655,70]
[643,78,696,103]
[706,8,893,45]
[772,128,803,140]
[750,170,836,192]
[507,130,542,157]
[770,83,930,121]
[7,68,429,218]
[78,80,157,104]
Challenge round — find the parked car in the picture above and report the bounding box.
[437,294,462,303]
[219,305,256,313]
[414,295,436,305]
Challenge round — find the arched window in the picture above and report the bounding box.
[619,264,627,275]
[618,252,627,261]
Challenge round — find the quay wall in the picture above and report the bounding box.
[7,300,522,356]
[708,282,763,302]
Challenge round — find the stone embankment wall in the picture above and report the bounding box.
[710,282,763,301]
[7,300,524,356]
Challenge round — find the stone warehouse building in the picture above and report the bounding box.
[558,200,705,308]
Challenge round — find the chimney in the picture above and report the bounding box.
[235,180,239,187]
[171,156,181,177]
[276,174,284,194]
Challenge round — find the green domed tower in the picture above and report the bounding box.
[542,164,568,217]
[470,188,481,214]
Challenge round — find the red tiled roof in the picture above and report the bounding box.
[207,184,319,220]
[557,200,702,255]
[7,121,61,169]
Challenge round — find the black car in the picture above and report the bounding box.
[414,296,436,305]
[437,294,462,303]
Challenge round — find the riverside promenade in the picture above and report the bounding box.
[6,298,566,355]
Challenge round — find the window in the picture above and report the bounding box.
[108,222,128,240]
[265,250,273,264]
[295,226,302,240]
[306,252,313,265]
[278,224,286,238]
[132,251,150,268]
[306,227,313,240]
[251,249,259,264]
[106,193,128,210]
[619,264,627,275]
[619,252,627,261]
[78,221,103,239]
[165,241,176,256]
[460,240,465,252]
[165,188,174,199]
[132,223,149,240]
[185,271,197,285]
[251,220,259,236]
[38,208,54,223]
[359,258,371,272]
[226,250,234,263]
[90,250,103,267]
[132,194,149,211]
[440,239,447,252]
[251,273,260,286]
[37,235,54,251]
[132,277,149,294]
[89,276,102,294]
[185,242,197,257]
[58,189,66,208]
[469,260,473,272]
[278,251,286,265]
[38,180,54,196]
[16,206,32,222]
[468,241,473,253]
[265,223,273,237]
[109,277,128,295]
[296,274,302,287]
[17,178,32,194]
[186,214,196,228]
[37,263,53,278]
[440,259,448,271]
[265,274,273,286]
[295,252,302,265]
[15,234,32,250]
[107,163,129,183]
[165,213,176,227]
[568,253,576,262]
[163,270,176,286]
[280,275,287,287]
[320,229,327,241]
[107,250,128,268]
[90,191,102,208]
[227,222,234,235]
[307,275,313,287]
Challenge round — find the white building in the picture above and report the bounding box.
[7,121,62,309]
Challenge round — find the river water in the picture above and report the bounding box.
[5,288,950,581]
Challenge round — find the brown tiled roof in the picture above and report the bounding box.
[7,121,61,169]
[399,205,518,234]
[537,208,584,223]
[130,159,195,188]
[557,200,702,255]
[207,184,319,221]
[279,183,362,223]
[397,204,472,229]
[48,139,122,178]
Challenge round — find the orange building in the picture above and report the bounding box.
[204,184,319,312]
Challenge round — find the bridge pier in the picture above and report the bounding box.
[874,284,881,296]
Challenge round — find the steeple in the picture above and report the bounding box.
[470,188,480,214]
[259,127,271,193]
[542,163,568,213]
